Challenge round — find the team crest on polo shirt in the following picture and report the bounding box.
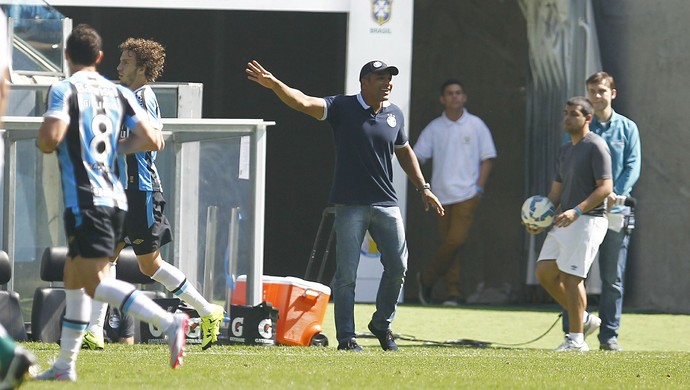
[386,114,397,127]
[372,0,392,26]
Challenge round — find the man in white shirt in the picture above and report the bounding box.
[414,79,497,306]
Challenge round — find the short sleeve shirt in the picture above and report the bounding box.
[44,71,147,211]
[413,110,497,204]
[323,94,408,206]
[121,84,163,192]
[554,131,612,216]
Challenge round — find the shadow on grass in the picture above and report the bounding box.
[356,304,568,350]
[401,303,564,313]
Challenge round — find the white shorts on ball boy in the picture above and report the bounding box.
[537,215,608,278]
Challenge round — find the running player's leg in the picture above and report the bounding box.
[37,208,188,382]
[128,191,224,349]
[139,250,223,349]
[36,208,109,381]
[84,242,126,350]
[91,274,188,368]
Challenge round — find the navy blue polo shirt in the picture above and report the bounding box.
[322,93,408,206]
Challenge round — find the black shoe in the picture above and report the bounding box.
[417,272,432,305]
[600,341,623,351]
[337,339,363,352]
[0,346,37,390]
[367,322,398,351]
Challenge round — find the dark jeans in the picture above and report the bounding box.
[332,205,407,344]
[596,227,630,344]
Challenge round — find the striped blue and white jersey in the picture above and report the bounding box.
[44,70,147,212]
[119,85,163,192]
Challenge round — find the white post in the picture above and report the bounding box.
[203,205,218,300]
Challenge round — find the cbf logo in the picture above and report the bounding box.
[372,0,392,26]
[386,114,397,128]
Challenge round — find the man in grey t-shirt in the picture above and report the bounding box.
[525,96,612,352]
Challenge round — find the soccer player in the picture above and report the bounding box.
[0,9,38,390]
[34,25,188,381]
[246,59,444,351]
[82,37,224,351]
[526,96,612,352]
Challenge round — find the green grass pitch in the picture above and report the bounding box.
[20,304,690,389]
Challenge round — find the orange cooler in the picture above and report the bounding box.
[231,275,331,346]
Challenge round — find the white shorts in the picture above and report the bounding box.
[537,215,608,278]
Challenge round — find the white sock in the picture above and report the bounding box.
[55,289,90,370]
[583,311,590,322]
[94,278,174,332]
[87,299,108,337]
[88,263,115,336]
[151,261,214,316]
[570,332,585,344]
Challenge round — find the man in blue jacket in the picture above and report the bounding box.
[585,72,641,351]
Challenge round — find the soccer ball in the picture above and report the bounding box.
[521,195,555,228]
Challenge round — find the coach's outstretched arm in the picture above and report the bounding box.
[246,60,325,120]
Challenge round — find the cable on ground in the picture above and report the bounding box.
[355,313,562,348]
